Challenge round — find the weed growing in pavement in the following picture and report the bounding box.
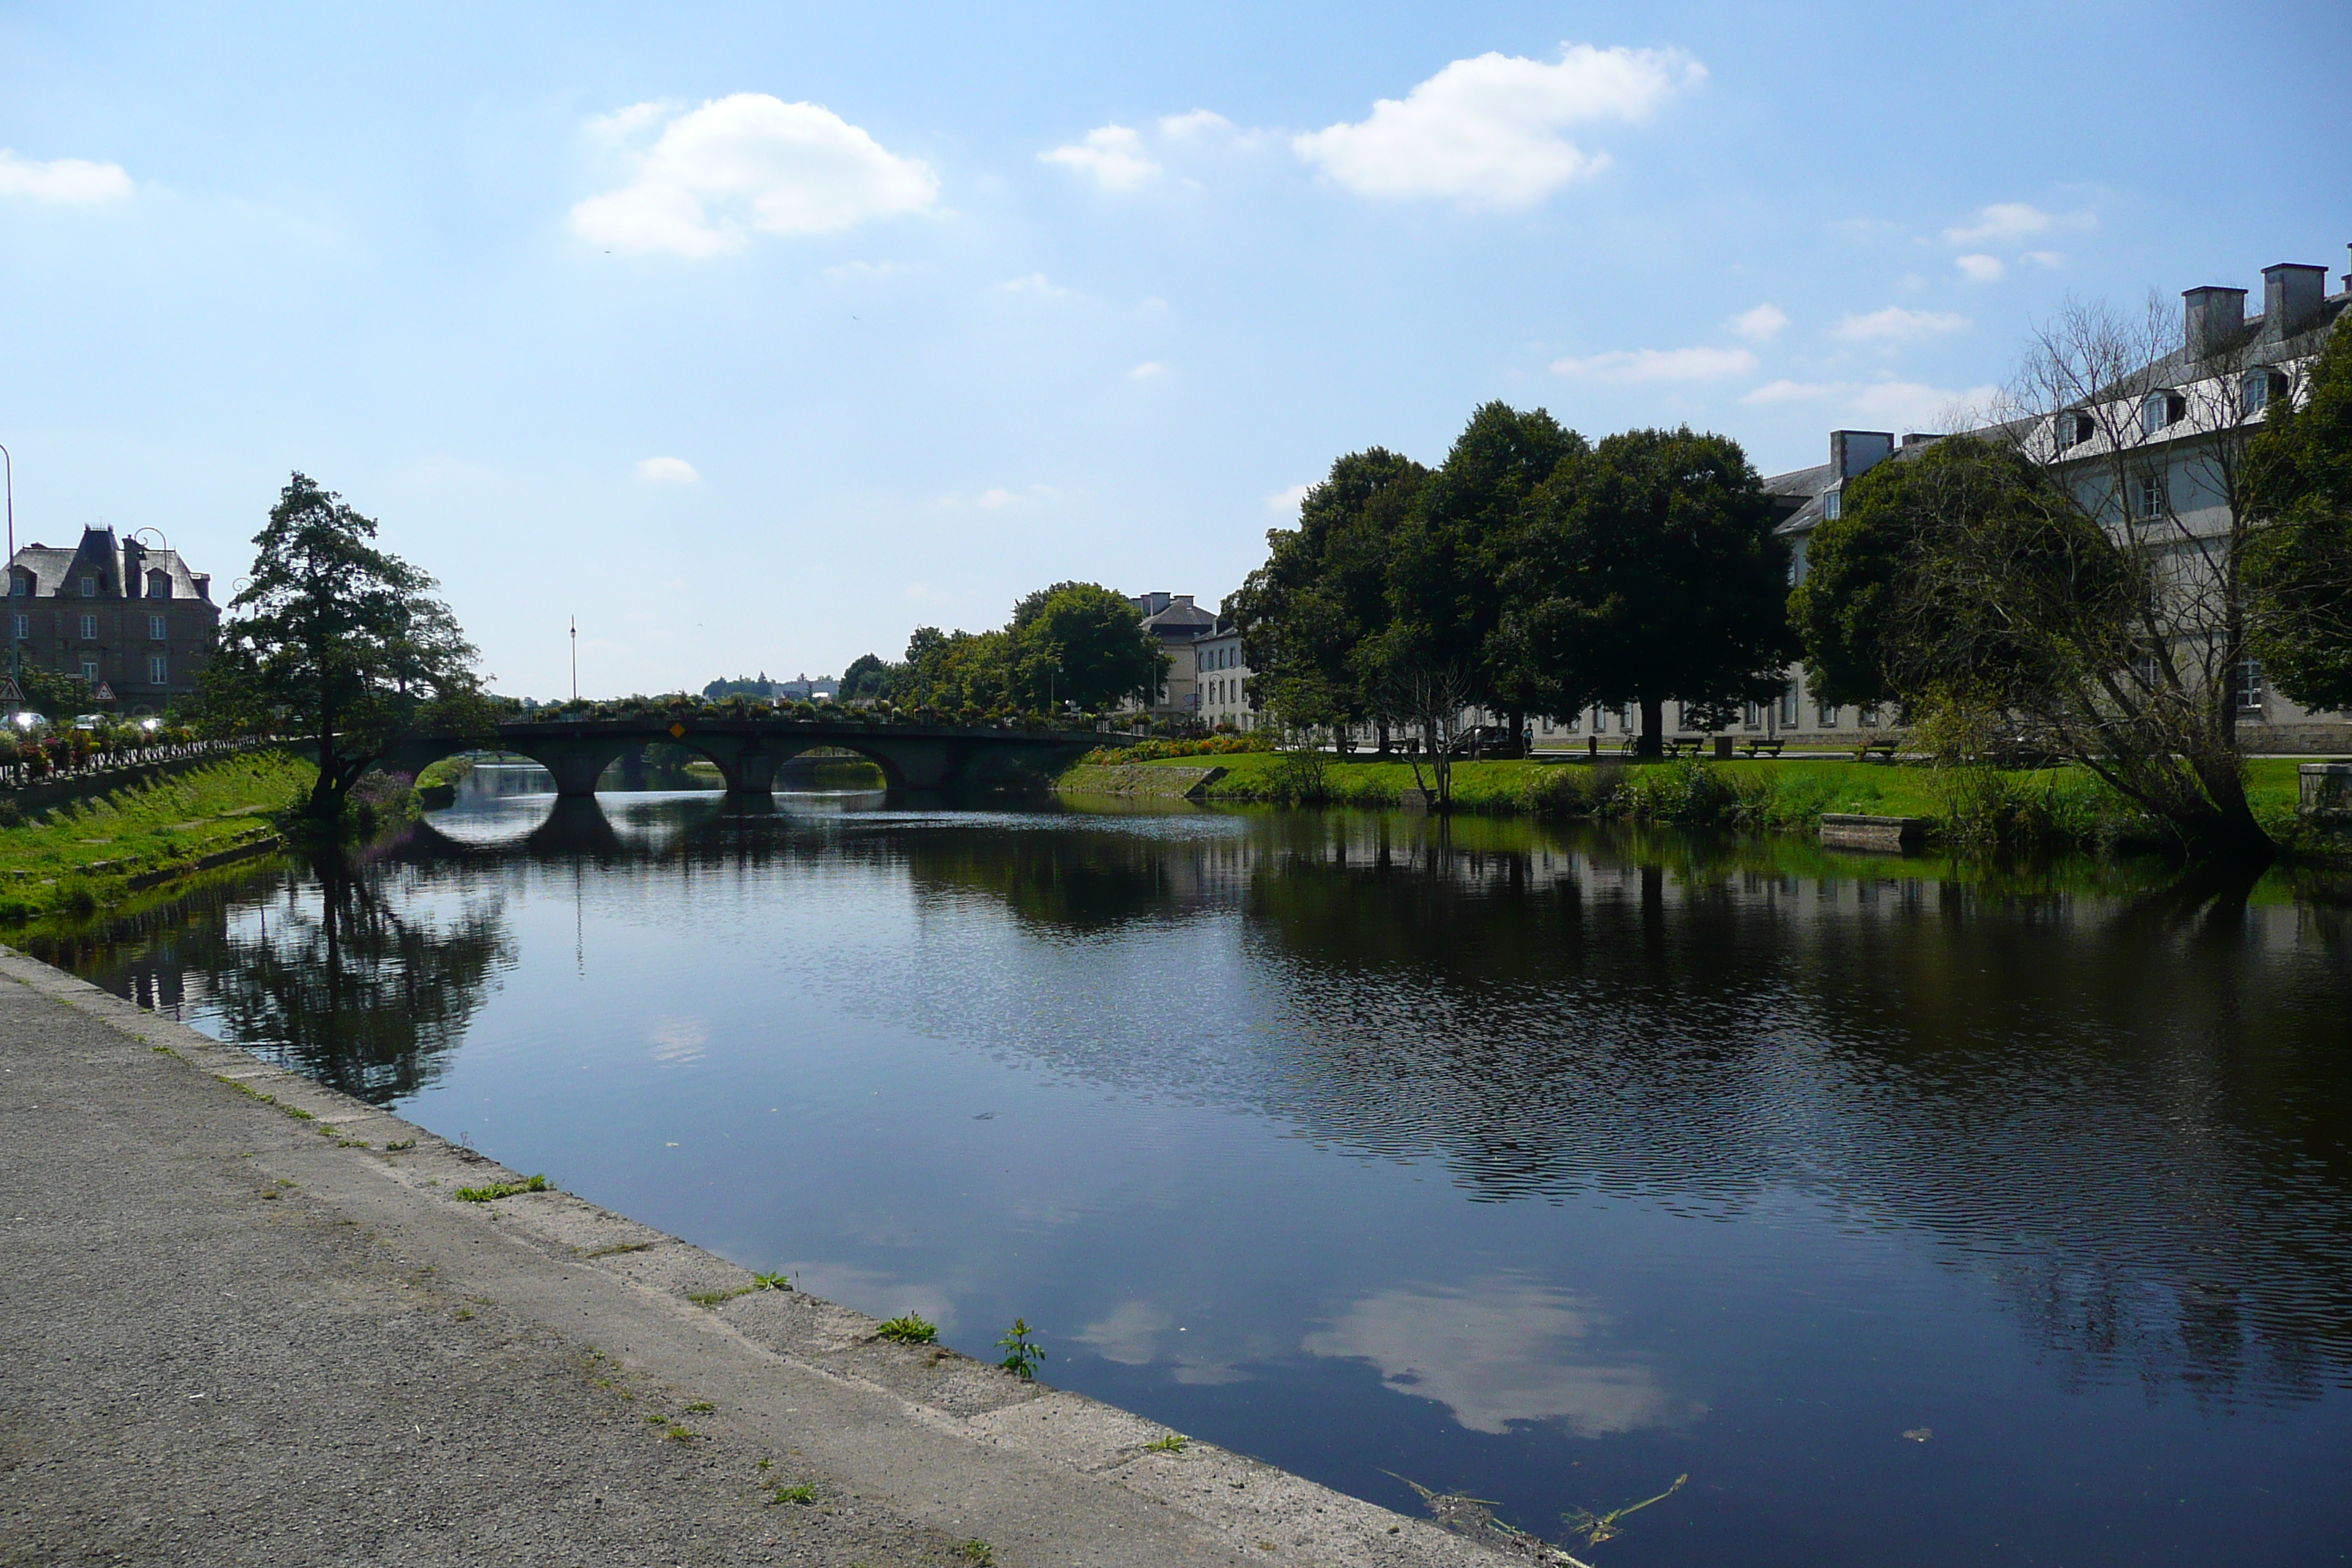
[453,1309,474,1322]
[960,1542,995,1565]
[1145,1432,1186,1454]
[454,1175,550,1202]
[687,1286,755,1308]
[664,1424,696,1442]
[875,1313,938,1344]
[753,1270,793,1290]
[770,1484,818,1505]
[684,1401,715,1414]
[383,1139,416,1152]
[997,1318,1044,1380]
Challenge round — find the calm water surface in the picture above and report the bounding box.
[37,774,2352,1566]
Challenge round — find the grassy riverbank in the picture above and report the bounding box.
[0,751,314,923]
[1079,751,2329,853]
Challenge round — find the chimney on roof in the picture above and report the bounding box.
[2343,242,2351,293]
[1829,430,1894,480]
[2184,285,2247,359]
[2263,263,2329,339]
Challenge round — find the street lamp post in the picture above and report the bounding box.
[1,442,15,696]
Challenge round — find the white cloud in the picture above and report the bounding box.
[997,272,1069,297]
[1727,304,1787,342]
[1551,344,1755,381]
[2021,249,2067,269]
[571,94,938,257]
[1833,306,1970,343]
[0,148,133,203]
[822,258,911,281]
[1267,483,1312,515]
[1955,253,2005,284]
[1740,377,1997,430]
[636,456,700,483]
[1041,124,1161,191]
[1292,43,1704,208]
[1846,380,1997,429]
[1941,201,2093,246]
[1303,1280,1686,1437]
[1158,109,1235,140]
[975,487,1017,510]
[1741,379,1837,404]
[585,100,674,143]
[1128,361,1167,380]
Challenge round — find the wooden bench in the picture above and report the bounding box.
[1856,738,1899,761]
[1663,735,1707,757]
[1740,738,1785,758]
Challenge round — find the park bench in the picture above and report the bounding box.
[1740,738,1785,758]
[1663,736,1707,757]
[1856,738,1899,761]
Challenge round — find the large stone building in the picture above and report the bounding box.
[1127,591,1217,718]
[7,525,220,711]
[1531,251,2352,754]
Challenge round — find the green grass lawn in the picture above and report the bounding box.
[0,750,314,922]
[1126,750,2322,841]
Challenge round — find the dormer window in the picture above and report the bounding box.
[2062,411,2096,448]
[1823,489,1842,521]
[2244,367,2291,415]
[80,575,98,598]
[2141,391,2187,436]
[146,570,172,599]
[7,571,26,598]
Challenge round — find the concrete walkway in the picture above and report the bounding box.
[0,946,1509,1568]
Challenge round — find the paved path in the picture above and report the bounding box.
[0,947,1509,1568]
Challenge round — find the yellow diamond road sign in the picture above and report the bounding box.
[668,722,685,738]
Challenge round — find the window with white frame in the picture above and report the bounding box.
[80,658,99,683]
[78,613,97,640]
[2235,658,2265,713]
[1817,701,1839,728]
[1822,491,1842,521]
[10,614,24,639]
[148,614,167,640]
[1744,701,1763,729]
[1780,683,1799,725]
[80,576,97,598]
[148,655,169,685]
[2135,473,2168,520]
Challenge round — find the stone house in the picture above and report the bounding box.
[7,525,220,711]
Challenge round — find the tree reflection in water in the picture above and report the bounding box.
[31,795,2352,1413]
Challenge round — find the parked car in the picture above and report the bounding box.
[1450,725,1526,760]
[9,711,47,733]
[69,714,110,732]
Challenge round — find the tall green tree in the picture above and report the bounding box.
[1012,582,1167,711]
[1510,426,1792,757]
[200,473,485,818]
[1229,448,1427,738]
[2246,323,2352,710]
[1384,403,1587,741]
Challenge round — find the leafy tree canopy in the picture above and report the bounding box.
[1383,403,1587,721]
[198,473,483,816]
[1511,426,1790,751]
[1790,435,2127,720]
[2246,324,2352,712]
[1229,447,1427,732]
[839,652,902,704]
[897,582,1164,716]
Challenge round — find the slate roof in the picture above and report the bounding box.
[8,527,214,602]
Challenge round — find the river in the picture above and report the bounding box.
[33,772,2352,1565]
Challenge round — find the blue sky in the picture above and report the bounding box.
[2,1,2345,698]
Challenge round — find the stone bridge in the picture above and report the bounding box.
[376,716,1104,797]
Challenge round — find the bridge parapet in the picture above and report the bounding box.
[391,717,1104,797]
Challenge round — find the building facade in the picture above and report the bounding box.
[1191,621,1257,731]
[6,525,219,711]
[1126,591,1217,718]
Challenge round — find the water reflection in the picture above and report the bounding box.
[31,788,2352,1564]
